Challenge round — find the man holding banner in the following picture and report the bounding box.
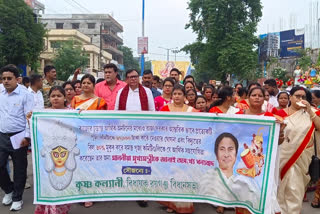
[115,69,155,111]
[30,109,280,214]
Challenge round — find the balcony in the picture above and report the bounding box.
[102,44,123,56]
[101,29,123,44]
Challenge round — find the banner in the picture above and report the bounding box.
[138,37,148,54]
[31,111,279,214]
[151,61,191,79]
[280,29,305,57]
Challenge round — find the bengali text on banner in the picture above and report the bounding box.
[30,111,279,214]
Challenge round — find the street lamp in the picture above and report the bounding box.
[158,46,178,62]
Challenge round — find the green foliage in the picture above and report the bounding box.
[317,50,320,66]
[182,0,262,82]
[272,67,288,82]
[296,49,312,71]
[52,40,89,81]
[144,61,152,70]
[0,0,46,67]
[118,45,140,70]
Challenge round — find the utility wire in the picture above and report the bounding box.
[69,0,92,13]
[64,0,88,13]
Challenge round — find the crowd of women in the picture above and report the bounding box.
[18,69,320,214]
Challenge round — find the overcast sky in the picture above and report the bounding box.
[39,0,314,61]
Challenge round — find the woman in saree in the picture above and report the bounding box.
[71,74,106,208]
[209,86,240,114]
[311,89,320,208]
[186,89,197,107]
[71,74,107,110]
[62,81,76,108]
[271,92,289,114]
[160,85,196,213]
[184,81,195,92]
[161,85,198,113]
[195,95,207,112]
[203,86,215,109]
[275,86,320,214]
[34,86,71,214]
[236,82,261,110]
[236,86,284,214]
[154,77,174,111]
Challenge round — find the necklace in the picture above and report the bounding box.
[53,168,67,177]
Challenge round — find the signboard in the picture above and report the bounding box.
[138,37,148,54]
[31,111,279,214]
[259,29,305,59]
[151,61,191,79]
[280,29,305,58]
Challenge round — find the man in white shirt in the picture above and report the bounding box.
[264,79,279,108]
[115,69,155,111]
[28,74,44,110]
[0,65,34,211]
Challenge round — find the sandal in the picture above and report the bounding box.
[84,202,93,208]
[311,196,320,208]
[216,206,224,213]
[166,208,174,213]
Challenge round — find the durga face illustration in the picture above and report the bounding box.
[40,120,80,191]
[51,146,69,175]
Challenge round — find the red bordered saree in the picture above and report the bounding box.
[277,109,317,214]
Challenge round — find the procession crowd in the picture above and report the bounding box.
[0,63,320,214]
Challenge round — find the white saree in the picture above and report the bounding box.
[277,109,315,214]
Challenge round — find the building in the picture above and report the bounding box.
[40,14,124,67]
[40,29,112,75]
[259,33,280,61]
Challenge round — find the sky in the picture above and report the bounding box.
[39,0,314,61]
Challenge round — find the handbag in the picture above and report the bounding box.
[309,133,320,182]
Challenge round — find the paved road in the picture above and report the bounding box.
[0,155,319,214]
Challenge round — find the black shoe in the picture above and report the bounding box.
[136,200,148,208]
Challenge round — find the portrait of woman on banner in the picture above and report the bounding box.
[199,132,260,209]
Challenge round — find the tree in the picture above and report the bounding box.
[0,0,46,67]
[182,0,262,82]
[296,49,312,71]
[272,67,288,82]
[118,45,140,70]
[145,60,152,70]
[52,40,89,81]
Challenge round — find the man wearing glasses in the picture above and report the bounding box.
[115,69,155,111]
[0,65,34,211]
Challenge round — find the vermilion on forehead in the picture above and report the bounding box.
[294,90,306,95]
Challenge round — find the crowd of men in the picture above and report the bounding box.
[0,63,319,213]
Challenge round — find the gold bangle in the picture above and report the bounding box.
[311,114,317,120]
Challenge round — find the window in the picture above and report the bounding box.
[72,23,80,29]
[88,23,96,29]
[56,23,64,29]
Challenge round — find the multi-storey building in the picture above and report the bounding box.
[41,14,124,67]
